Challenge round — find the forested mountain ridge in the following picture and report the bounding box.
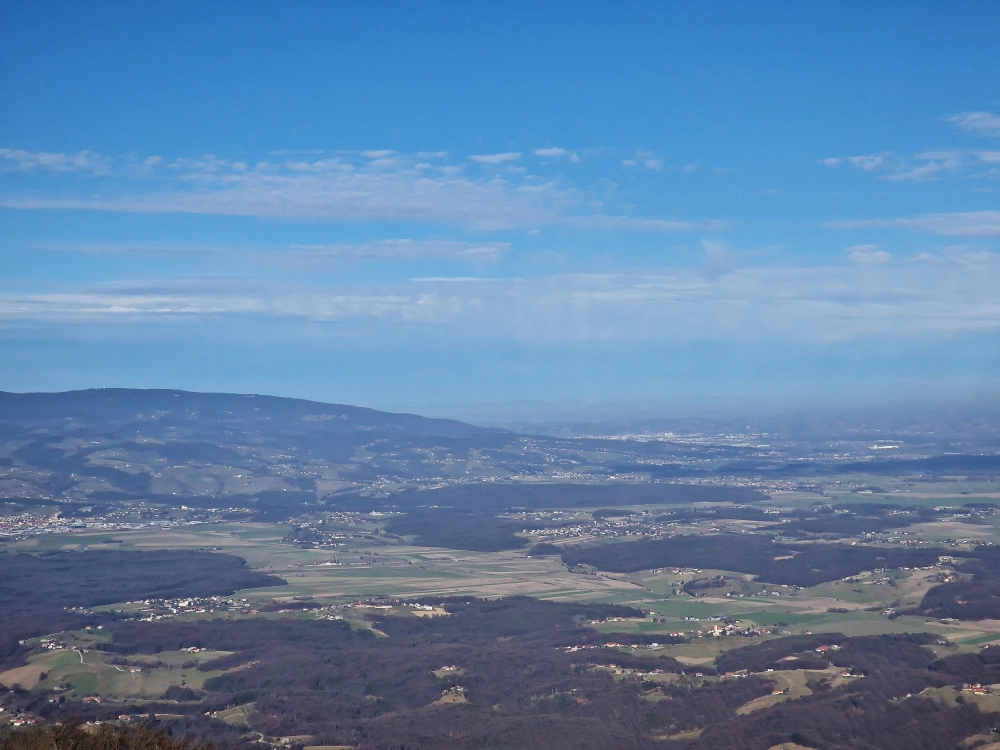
[3,390,996,517]
[0,389,772,517]
[0,388,496,439]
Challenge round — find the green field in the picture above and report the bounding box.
[0,643,234,700]
[8,490,1000,706]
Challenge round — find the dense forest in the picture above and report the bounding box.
[683,633,1000,749]
[906,546,1000,620]
[24,598,691,749]
[0,722,214,750]
[364,500,956,553]
[561,534,948,586]
[0,550,283,663]
[9,597,1000,749]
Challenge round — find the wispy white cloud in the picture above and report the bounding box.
[36,241,231,257]
[268,149,326,156]
[570,215,729,233]
[826,211,1000,237]
[701,239,737,276]
[947,111,1000,138]
[0,148,725,232]
[821,148,998,182]
[409,276,500,283]
[468,152,521,164]
[848,154,886,172]
[622,150,662,171]
[5,250,997,345]
[36,239,509,264]
[534,147,567,157]
[286,240,509,263]
[0,148,110,174]
[881,162,943,182]
[847,244,892,265]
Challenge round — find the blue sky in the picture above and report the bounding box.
[1,1,999,422]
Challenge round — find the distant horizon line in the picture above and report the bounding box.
[3,385,999,436]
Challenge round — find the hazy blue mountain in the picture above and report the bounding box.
[0,388,500,440]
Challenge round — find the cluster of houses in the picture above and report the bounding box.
[76,716,136,726]
[522,514,677,543]
[592,664,668,678]
[284,512,391,549]
[857,531,933,547]
[0,511,152,540]
[679,616,771,638]
[122,595,256,621]
[0,508,229,541]
[721,587,797,599]
[961,683,992,695]
[697,622,771,638]
[37,637,73,651]
[561,624,771,655]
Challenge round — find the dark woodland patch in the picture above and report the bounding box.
[0,550,283,663]
[561,534,946,586]
[384,510,528,551]
[0,722,217,750]
[15,598,999,750]
[908,547,1000,620]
